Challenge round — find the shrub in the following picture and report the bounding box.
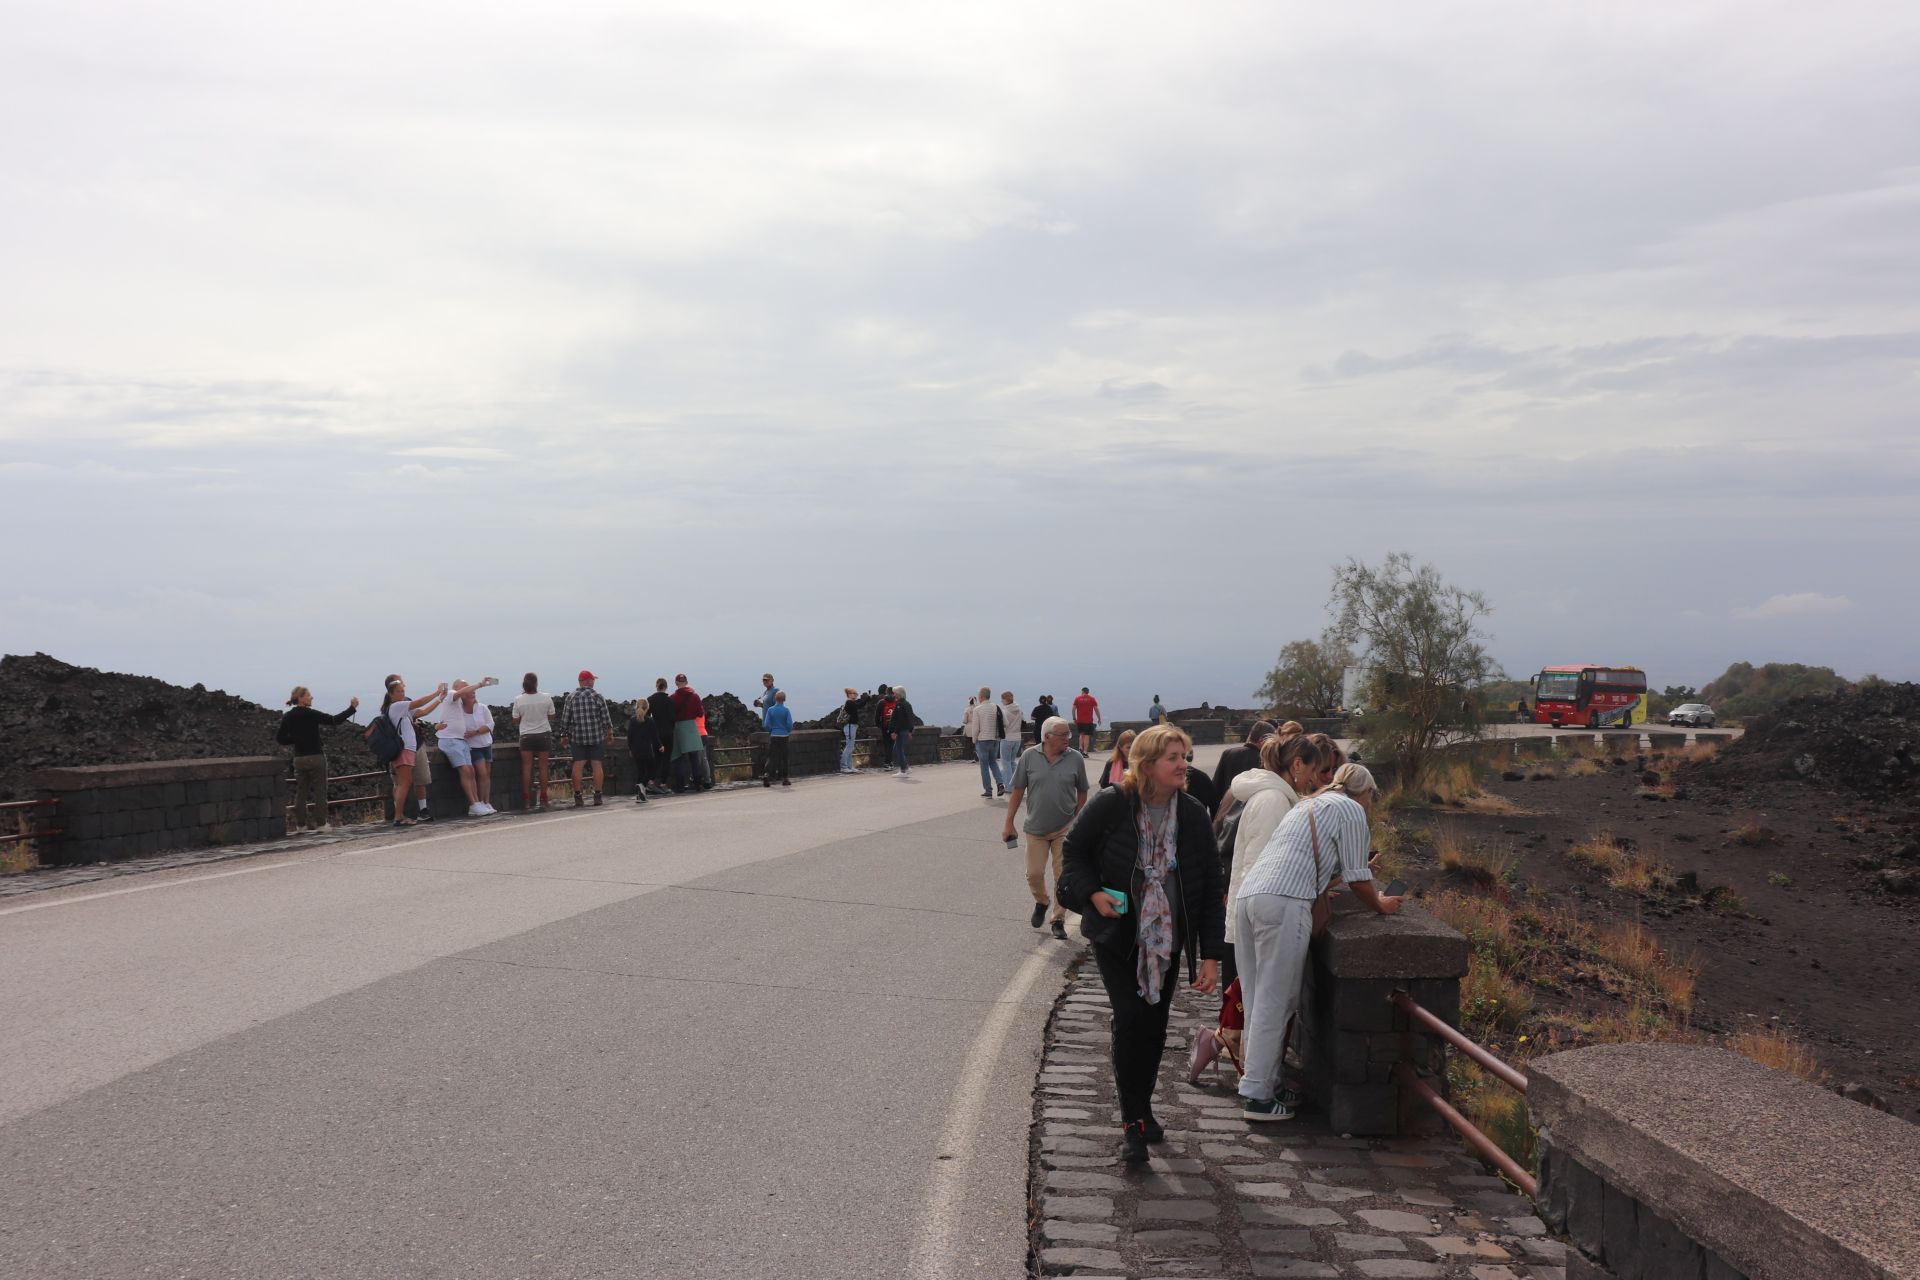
[1728,824,1777,848]
[1728,1026,1827,1084]
[1767,871,1794,888]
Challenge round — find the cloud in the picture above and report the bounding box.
[392,446,512,461]
[1733,593,1854,621]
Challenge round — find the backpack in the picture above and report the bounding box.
[994,704,1006,738]
[834,705,850,727]
[366,708,406,764]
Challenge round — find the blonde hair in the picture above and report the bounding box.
[1318,762,1377,799]
[1122,724,1192,798]
[286,685,310,707]
[1107,728,1136,780]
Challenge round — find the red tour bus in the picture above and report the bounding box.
[1530,665,1647,729]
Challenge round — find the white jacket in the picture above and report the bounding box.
[966,699,1019,742]
[1224,769,1300,944]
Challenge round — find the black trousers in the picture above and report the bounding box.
[768,737,790,782]
[1091,942,1179,1125]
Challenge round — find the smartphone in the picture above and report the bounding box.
[1004,834,1019,849]
[1382,879,1408,898]
[1102,887,1130,914]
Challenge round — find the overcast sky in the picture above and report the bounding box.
[4,1,1917,721]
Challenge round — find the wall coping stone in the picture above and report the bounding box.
[30,756,286,791]
[1315,897,1468,980]
[1530,1042,1919,1279]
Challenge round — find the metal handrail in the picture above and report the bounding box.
[1,797,60,848]
[1394,1063,1537,1198]
[1390,988,1536,1199]
[1391,990,1529,1093]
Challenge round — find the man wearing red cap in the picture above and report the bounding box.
[559,669,615,806]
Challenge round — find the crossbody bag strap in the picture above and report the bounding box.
[1307,801,1325,889]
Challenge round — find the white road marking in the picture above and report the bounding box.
[908,941,1060,1280]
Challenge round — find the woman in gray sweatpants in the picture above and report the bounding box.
[1231,765,1404,1121]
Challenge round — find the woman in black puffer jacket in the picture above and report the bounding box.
[1057,723,1226,1164]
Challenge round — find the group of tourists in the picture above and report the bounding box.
[1012,717,1404,1164]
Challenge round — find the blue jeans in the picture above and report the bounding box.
[841,723,857,771]
[975,741,1007,791]
[999,738,1020,778]
[893,732,911,771]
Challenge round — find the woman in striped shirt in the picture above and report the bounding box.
[1233,763,1402,1121]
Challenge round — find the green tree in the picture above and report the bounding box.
[1256,633,1352,718]
[1328,552,1500,789]
[1700,662,1852,720]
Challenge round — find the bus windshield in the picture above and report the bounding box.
[1536,672,1580,702]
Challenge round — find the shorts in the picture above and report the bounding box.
[574,742,606,763]
[440,738,473,768]
[520,731,553,754]
[470,744,493,763]
[393,749,417,768]
[414,750,432,783]
[1073,722,1096,735]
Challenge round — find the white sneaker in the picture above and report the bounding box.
[480,803,498,815]
[467,803,486,817]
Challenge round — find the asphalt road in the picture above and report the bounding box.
[0,750,1206,1280]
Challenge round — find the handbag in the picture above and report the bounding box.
[1307,801,1335,937]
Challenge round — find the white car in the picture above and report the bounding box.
[1667,703,1716,727]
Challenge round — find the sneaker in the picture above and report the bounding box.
[573,794,584,809]
[1277,1086,1304,1110]
[764,778,772,788]
[635,792,648,804]
[980,790,992,798]
[1050,920,1068,941]
[995,786,1006,797]
[416,810,434,823]
[592,792,603,807]
[1030,902,1047,929]
[538,800,551,811]
[781,779,791,787]
[1243,1096,1295,1123]
[1121,1121,1150,1165]
[1142,1113,1166,1144]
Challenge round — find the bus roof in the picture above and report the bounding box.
[1539,664,1642,673]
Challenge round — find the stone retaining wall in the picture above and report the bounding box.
[29,757,288,864]
[1531,1042,1919,1280]
[1296,896,1470,1135]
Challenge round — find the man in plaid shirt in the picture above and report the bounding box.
[559,669,616,807]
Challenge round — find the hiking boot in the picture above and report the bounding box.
[1120,1121,1150,1165]
[592,792,603,807]
[573,794,584,809]
[1142,1113,1166,1144]
[1243,1096,1294,1123]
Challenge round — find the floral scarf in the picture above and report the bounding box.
[1134,796,1178,1002]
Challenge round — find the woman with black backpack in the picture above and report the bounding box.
[375,675,448,827]
[1056,723,1226,1164]
[836,687,860,773]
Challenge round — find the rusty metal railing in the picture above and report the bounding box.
[0,797,62,847]
[283,769,392,823]
[1390,988,1536,1198]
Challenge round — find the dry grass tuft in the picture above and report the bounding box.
[1727,823,1778,848]
[1728,1026,1827,1084]
[1463,953,1533,1032]
[0,844,38,876]
[1564,757,1603,778]
[1566,830,1676,896]
[1448,1057,1536,1170]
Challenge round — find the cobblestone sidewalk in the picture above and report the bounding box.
[1029,958,1565,1279]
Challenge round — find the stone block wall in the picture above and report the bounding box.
[1529,1042,1918,1280]
[1297,897,1470,1135]
[30,757,288,864]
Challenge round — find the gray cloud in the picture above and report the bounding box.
[3,0,1918,715]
